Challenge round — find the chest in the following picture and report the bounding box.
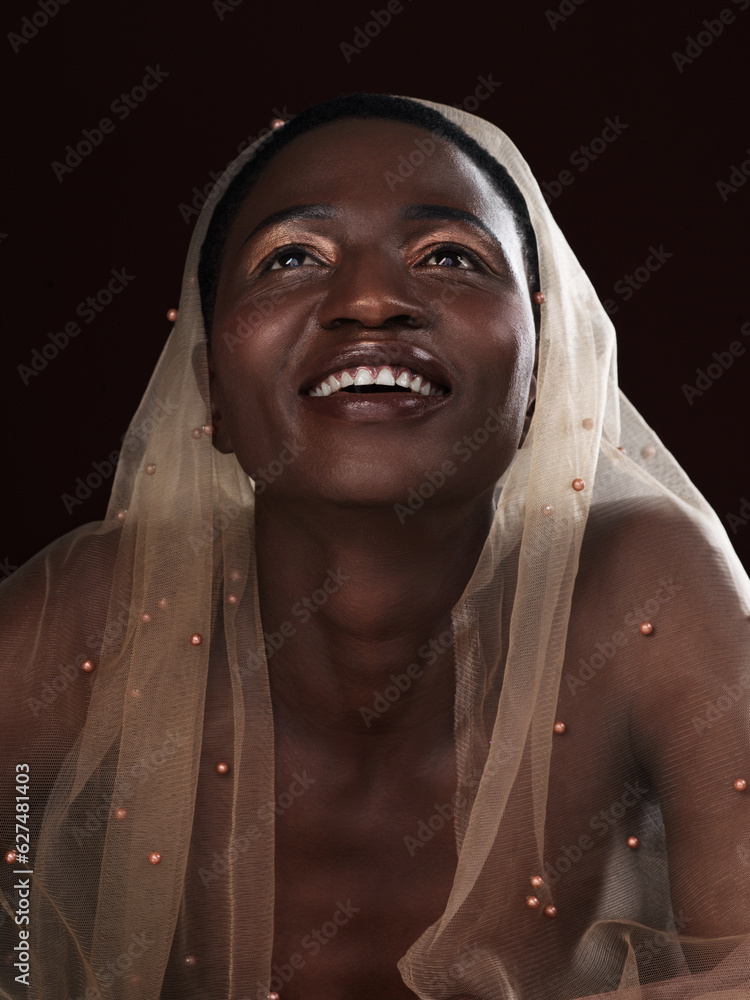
[270,741,458,1000]
[182,627,647,998]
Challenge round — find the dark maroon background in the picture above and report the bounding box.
[3,0,749,574]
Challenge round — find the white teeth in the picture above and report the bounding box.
[307,364,446,397]
[375,368,396,386]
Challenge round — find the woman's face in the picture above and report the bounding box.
[209,117,536,508]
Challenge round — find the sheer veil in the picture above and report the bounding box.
[1,97,749,999]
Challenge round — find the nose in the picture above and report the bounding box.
[316,249,428,332]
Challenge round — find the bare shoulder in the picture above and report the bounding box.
[558,495,750,938]
[576,492,748,637]
[574,493,749,760]
[0,522,120,755]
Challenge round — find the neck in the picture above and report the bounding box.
[254,492,494,750]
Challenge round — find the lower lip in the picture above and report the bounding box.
[299,390,450,421]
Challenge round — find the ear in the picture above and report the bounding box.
[518,346,538,448]
[207,347,235,455]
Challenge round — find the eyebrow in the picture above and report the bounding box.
[241,202,504,252]
[399,204,502,247]
[242,204,338,245]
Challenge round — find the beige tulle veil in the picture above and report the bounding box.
[2,98,749,999]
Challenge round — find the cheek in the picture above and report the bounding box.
[474,302,535,410]
[465,320,535,467]
[212,342,283,467]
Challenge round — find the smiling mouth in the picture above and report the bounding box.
[307,365,448,397]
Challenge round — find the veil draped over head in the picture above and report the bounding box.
[2,98,749,1000]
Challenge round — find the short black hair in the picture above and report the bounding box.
[198,93,540,339]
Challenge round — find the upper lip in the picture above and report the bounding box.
[300,340,453,394]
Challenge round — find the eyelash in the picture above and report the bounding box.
[261,245,320,271]
[418,243,484,271]
[258,242,486,273]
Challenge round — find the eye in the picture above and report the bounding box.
[419,244,482,270]
[263,245,321,271]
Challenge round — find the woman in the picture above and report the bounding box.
[2,94,749,999]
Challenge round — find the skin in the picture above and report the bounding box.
[207,118,537,998]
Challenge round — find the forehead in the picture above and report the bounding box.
[223,118,521,255]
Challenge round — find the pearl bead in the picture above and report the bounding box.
[158,598,168,610]
[227,594,239,605]
[184,955,197,967]
[572,478,585,491]
[116,509,128,521]
[145,464,156,475]
[525,895,540,908]
[543,904,558,918]
[140,612,152,624]
[542,504,554,516]
[639,622,653,635]
[191,428,202,439]
[582,417,594,430]
[202,424,214,436]
[267,993,281,1000]
[553,721,567,735]
[734,778,748,792]
[130,688,142,698]
[530,875,544,889]
[271,118,285,129]
[148,852,162,865]
[229,569,242,582]
[114,808,128,821]
[533,292,545,305]
[81,659,95,673]
[627,836,640,849]
[216,762,230,775]
[190,633,203,646]
[5,851,17,864]
[641,445,655,459]
[167,309,178,322]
